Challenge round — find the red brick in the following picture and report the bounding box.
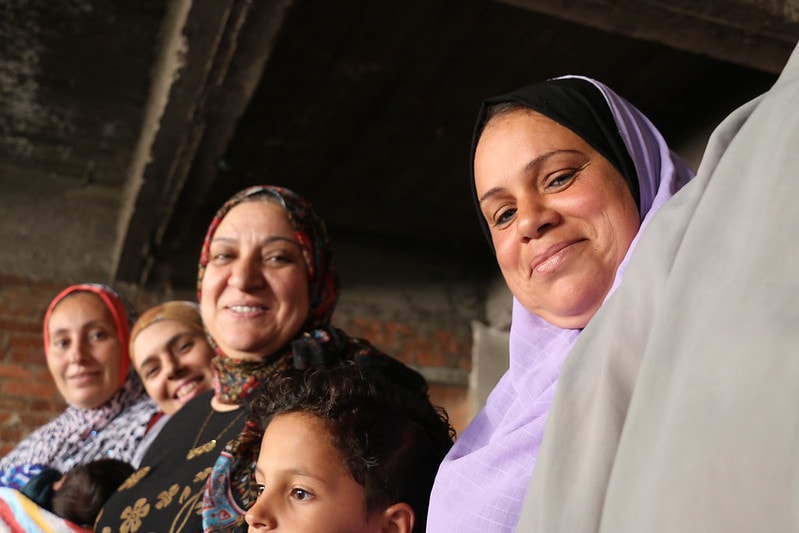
[384,321,415,347]
[0,364,33,379]
[416,349,448,368]
[33,366,56,381]
[4,380,59,400]
[0,318,40,333]
[0,397,27,411]
[0,299,48,321]
[30,398,66,412]
[429,383,470,435]
[20,412,55,428]
[0,427,22,443]
[8,349,46,364]
[8,334,44,351]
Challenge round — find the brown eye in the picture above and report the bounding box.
[53,338,69,349]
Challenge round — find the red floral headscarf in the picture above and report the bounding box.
[197,185,340,405]
[197,185,339,332]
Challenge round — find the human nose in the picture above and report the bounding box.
[228,253,267,292]
[515,195,559,240]
[68,338,90,364]
[164,353,186,380]
[245,493,277,530]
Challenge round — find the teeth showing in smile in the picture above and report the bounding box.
[229,305,264,313]
[175,380,200,399]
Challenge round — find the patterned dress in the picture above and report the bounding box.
[95,391,244,533]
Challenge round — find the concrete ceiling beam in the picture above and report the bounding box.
[496,0,799,73]
[111,0,293,287]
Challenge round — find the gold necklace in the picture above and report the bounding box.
[186,408,245,460]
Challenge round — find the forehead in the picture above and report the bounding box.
[474,109,594,192]
[261,412,342,464]
[479,108,585,152]
[215,198,295,238]
[134,318,196,345]
[49,292,111,326]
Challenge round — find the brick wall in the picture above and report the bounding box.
[0,275,473,457]
[0,276,69,456]
[338,316,471,433]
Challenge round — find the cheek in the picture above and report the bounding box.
[200,276,220,322]
[492,234,521,274]
[200,268,224,301]
[46,355,64,379]
[278,271,311,312]
[144,380,166,401]
[601,195,640,256]
[101,342,122,366]
[189,348,215,368]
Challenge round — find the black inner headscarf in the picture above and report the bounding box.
[469,77,640,252]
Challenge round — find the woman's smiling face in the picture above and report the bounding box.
[131,319,215,415]
[474,108,640,329]
[200,199,310,361]
[46,292,123,409]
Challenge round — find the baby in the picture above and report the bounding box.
[244,362,456,532]
[19,458,133,527]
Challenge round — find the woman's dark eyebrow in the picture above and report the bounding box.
[49,319,112,339]
[211,235,301,248]
[135,332,185,370]
[165,332,190,351]
[478,149,580,204]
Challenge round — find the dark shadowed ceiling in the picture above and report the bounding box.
[1,0,796,292]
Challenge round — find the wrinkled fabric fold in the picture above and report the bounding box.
[517,40,799,533]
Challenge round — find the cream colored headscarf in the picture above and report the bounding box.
[129,300,204,362]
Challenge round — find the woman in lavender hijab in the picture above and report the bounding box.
[426,76,695,531]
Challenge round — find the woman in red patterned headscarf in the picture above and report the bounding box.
[0,284,158,489]
[97,185,427,533]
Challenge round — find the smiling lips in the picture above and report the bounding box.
[174,378,203,400]
[68,371,101,384]
[530,240,583,275]
[226,304,268,315]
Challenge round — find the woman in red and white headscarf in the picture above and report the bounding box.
[0,284,158,489]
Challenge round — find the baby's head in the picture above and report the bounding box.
[245,362,456,532]
[52,458,133,526]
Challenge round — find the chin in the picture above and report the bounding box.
[70,397,106,410]
[542,299,604,329]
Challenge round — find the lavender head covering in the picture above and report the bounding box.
[427,76,695,531]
